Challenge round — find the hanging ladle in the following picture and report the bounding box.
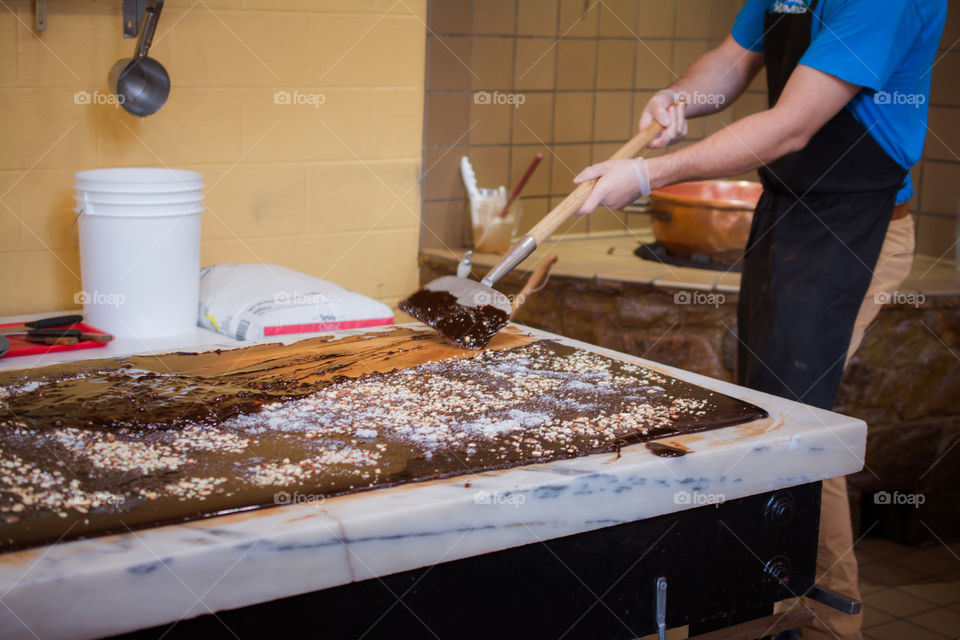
[109,0,169,117]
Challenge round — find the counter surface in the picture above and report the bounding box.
[0,322,866,640]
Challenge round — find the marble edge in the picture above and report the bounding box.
[0,412,863,640]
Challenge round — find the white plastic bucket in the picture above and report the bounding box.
[75,168,204,338]
[75,168,203,193]
[75,190,205,206]
[75,200,205,217]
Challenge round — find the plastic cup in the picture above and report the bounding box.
[473,198,521,254]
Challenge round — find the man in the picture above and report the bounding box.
[574,1,947,638]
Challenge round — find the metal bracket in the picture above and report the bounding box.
[656,576,668,640]
[807,586,862,615]
[123,0,149,37]
[35,0,46,31]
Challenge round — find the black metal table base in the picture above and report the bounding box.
[112,482,821,640]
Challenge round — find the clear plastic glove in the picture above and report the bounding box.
[573,158,650,215]
[640,90,687,148]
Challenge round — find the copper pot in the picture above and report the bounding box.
[648,180,763,265]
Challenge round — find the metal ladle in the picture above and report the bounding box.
[109,0,169,117]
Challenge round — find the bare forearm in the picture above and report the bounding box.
[648,65,861,188]
[647,108,808,188]
[576,66,861,215]
[575,107,807,215]
[666,36,763,118]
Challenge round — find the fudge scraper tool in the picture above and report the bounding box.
[399,120,663,349]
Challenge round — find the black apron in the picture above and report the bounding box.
[736,0,908,410]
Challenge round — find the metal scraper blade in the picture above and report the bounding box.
[398,276,512,350]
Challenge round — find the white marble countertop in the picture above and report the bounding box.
[0,321,867,640]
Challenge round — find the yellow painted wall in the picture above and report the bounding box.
[0,0,427,316]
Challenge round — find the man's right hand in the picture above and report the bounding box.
[640,91,687,149]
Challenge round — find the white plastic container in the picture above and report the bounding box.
[76,200,204,217]
[74,168,204,338]
[75,168,203,193]
[75,190,205,206]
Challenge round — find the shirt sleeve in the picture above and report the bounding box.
[731,0,769,52]
[799,0,918,92]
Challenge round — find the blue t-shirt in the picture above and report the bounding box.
[731,0,947,203]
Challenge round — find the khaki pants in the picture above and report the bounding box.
[801,215,916,640]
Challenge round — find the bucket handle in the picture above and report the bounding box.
[70,208,82,242]
[71,189,90,242]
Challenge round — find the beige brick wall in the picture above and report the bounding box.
[422,0,960,264]
[0,0,427,316]
[421,0,754,250]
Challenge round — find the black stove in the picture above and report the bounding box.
[635,241,743,272]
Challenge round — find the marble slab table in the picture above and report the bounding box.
[0,324,866,640]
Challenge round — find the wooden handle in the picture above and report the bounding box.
[511,254,558,317]
[525,120,663,244]
[80,332,114,342]
[25,336,79,346]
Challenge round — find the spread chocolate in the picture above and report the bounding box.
[645,442,689,457]
[0,328,765,552]
[398,289,509,349]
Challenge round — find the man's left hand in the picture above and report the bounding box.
[574,158,649,215]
